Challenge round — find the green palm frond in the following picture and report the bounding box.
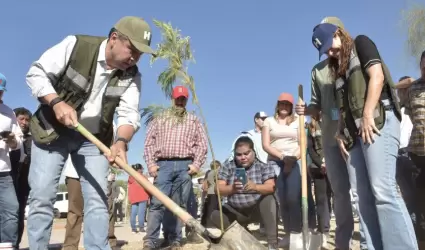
[140,104,189,127]
[150,19,195,100]
[401,4,425,62]
[157,66,178,98]
[140,104,168,127]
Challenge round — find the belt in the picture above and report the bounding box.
[157,157,193,162]
[381,99,395,111]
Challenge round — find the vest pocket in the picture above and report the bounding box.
[30,106,60,144]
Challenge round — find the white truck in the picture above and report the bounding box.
[25,192,69,219]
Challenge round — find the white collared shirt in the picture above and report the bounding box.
[0,103,23,172]
[26,35,141,134]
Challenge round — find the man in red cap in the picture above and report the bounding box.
[143,85,208,250]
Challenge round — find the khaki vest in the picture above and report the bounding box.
[30,35,138,146]
[335,45,401,149]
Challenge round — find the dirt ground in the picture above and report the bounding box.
[19,218,360,249]
[119,219,361,250]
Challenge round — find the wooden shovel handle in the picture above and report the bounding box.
[298,84,307,198]
[74,123,193,223]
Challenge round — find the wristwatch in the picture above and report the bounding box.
[49,97,63,108]
[115,137,129,151]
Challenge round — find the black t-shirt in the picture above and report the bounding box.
[354,35,388,98]
[354,35,382,70]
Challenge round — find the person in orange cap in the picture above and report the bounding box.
[261,92,305,248]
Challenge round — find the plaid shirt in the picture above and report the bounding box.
[218,159,275,209]
[143,112,208,169]
[405,78,425,156]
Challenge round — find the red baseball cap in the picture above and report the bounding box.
[278,93,294,104]
[172,85,189,99]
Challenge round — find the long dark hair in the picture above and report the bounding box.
[328,28,354,80]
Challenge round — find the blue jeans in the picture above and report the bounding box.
[0,173,19,246]
[187,185,198,219]
[323,144,367,249]
[348,111,418,250]
[143,160,192,247]
[270,160,302,233]
[163,182,198,236]
[27,131,110,250]
[131,201,147,231]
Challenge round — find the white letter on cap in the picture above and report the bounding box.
[144,31,151,40]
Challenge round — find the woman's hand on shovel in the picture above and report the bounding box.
[106,141,128,168]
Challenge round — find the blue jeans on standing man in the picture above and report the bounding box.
[163,181,198,238]
[143,159,192,247]
[27,130,110,250]
[131,201,147,232]
[347,110,418,250]
[0,173,19,247]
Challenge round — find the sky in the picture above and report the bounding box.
[0,0,421,180]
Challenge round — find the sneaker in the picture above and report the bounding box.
[132,230,138,234]
[186,231,204,244]
[139,228,146,233]
[170,242,183,250]
[322,233,329,248]
[278,235,290,248]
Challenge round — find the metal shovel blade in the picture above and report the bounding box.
[208,221,267,250]
[289,232,322,250]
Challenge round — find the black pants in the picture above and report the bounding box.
[408,152,425,241]
[11,164,30,247]
[201,194,219,227]
[114,201,124,222]
[211,194,278,245]
[310,169,332,233]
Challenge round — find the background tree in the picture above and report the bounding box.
[401,2,425,63]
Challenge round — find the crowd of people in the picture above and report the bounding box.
[0,13,424,250]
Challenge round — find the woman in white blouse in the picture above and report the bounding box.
[262,92,302,248]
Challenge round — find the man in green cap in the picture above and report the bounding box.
[25,16,155,249]
[295,16,367,250]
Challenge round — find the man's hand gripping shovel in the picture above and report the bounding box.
[73,123,267,250]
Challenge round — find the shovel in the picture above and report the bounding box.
[294,84,322,250]
[74,123,267,250]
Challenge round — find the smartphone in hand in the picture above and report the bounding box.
[234,168,247,185]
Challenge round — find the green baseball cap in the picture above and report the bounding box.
[320,16,344,29]
[114,16,156,55]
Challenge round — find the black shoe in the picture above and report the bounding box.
[159,240,170,248]
[139,227,146,233]
[142,245,156,250]
[186,231,204,244]
[170,242,183,250]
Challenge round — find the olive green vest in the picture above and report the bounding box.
[335,45,401,149]
[307,123,324,160]
[30,35,138,146]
